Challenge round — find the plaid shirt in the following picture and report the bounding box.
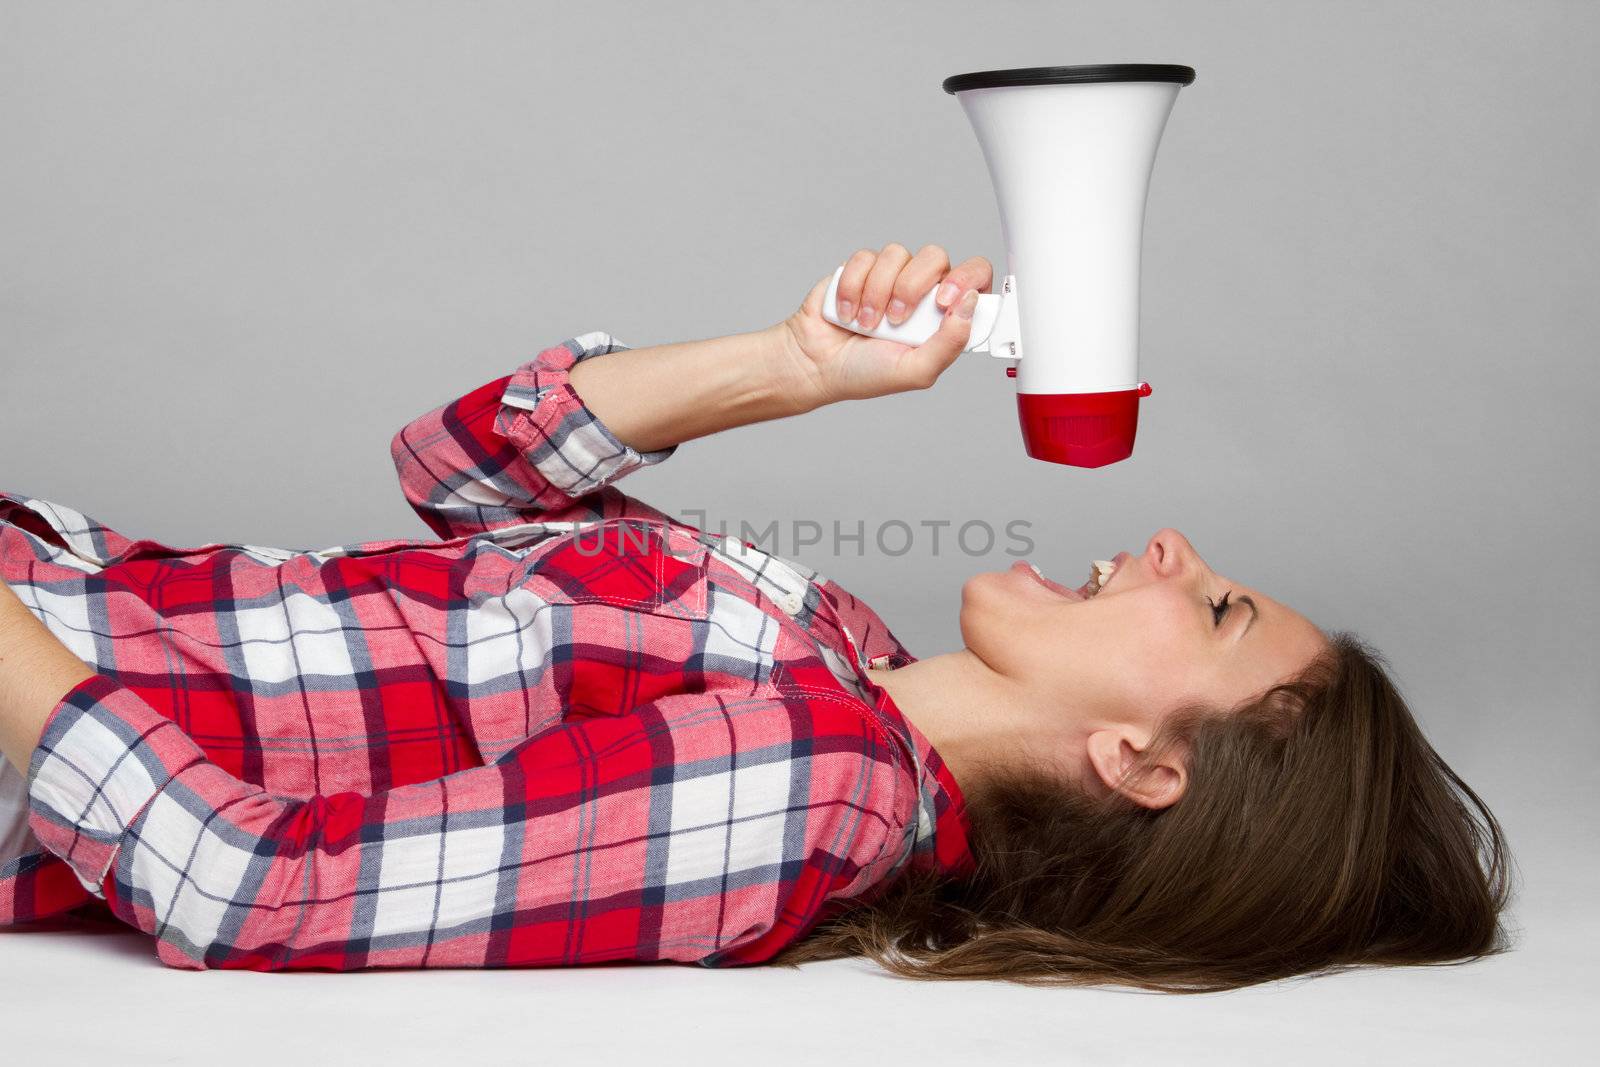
[0,332,973,971]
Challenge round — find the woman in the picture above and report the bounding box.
[0,243,1509,990]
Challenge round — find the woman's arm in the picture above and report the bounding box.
[564,325,808,454]
[391,244,990,539]
[389,333,677,540]
[566,242,990,452]
[389,329,801,540]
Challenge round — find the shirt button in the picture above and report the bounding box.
[780,591,804,615]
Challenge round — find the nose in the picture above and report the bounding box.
[1144,527,1206,580]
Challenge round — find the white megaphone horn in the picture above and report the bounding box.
[822,63,1195,467]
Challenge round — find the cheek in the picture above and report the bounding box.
[1102,595,1208,709]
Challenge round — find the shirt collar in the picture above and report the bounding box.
[813,579,975,880]
[689,533,975,881]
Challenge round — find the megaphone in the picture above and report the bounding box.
[822,64,1195,468]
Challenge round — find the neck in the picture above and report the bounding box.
[869,648,1061,798]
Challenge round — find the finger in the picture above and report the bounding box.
[887,243,951,324]
[834,249,876,323]
[858,242,912,330]
[934,256,995,309]
[900,288,979,390]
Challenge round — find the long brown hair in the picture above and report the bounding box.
[772,632,1514,992]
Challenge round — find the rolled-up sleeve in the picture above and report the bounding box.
[390,331,677,539]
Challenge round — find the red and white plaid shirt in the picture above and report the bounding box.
[0,332,973,971]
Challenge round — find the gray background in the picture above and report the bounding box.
[1,1,1594,1062]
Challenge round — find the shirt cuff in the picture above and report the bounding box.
[25,674,201,897]
[495,331,677,499]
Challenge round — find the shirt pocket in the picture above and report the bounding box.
[520,518,710,620]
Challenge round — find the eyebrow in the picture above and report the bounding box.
[1234,595,1259,640]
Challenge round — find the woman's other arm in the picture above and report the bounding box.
[0,578,92,777]
[3,570,910,972]
[9,662,910,970]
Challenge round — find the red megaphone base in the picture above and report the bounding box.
[1017,383,1152,468]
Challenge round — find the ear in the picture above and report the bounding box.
[1084,728,1188,810]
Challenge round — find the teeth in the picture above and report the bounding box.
[1085,559,1116,597]
[1027,563,1044,578]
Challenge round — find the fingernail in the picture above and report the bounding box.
[955,290,977,319]
[837,298,854,321]
[936,282,958,307]
[887,298,907,323]
[859,305,877,328]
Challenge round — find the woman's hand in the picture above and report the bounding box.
[776,242,993,410]
[564,243,990,453]
[0,577,95,774]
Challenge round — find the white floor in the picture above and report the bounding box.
[2,819,1592,1066]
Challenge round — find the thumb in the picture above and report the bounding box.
[899,288,978,389]
[797,273,832,319]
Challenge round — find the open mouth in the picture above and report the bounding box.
[1012,552,1130,601]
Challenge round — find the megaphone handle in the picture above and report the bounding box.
[821,265,1005,352]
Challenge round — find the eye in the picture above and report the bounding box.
[1206,591,1233,628]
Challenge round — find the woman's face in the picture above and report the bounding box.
[961,528,1329,731]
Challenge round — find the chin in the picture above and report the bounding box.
[956,571,986,618]
[959,568,1009,604]
[956,570,1011,641]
